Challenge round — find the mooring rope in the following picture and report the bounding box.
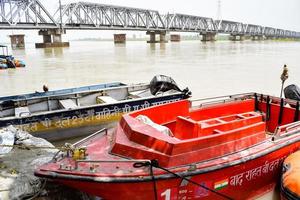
[0,144,67,151]
[133,160,234,200]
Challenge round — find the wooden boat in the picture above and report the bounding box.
[35,93,300,199]
[0,76,190,141]
[280,150,300,200]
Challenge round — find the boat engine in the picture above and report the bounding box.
[284,84,300,101]
[6,56,16,68]
[150,75,191,98]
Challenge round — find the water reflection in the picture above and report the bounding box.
[149,43,156,51]
[43,48,64,57]
[159,42,166,50]
[114,43,126,48]
[53,48,63,57]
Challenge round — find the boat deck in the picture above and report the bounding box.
[111,99,268,167]
[0,83,151,119]
[36,93,300,180]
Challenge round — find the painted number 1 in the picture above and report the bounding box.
[161,189,171,200]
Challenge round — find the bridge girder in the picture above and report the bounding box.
[55,2,165,31]
[164,13,216,33]
[0,0,299,38]
[216,20,247,35]
[245,24,264,36]
[0,0,58,29]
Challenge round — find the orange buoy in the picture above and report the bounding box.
[281,150,300,200]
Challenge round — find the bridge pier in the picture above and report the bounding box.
[230,34,245,41]
[159,31,168,43]
[251,35,264,41]
[35,29,69,48]
[200,32,216,42]
[9,34,25,49]
[148,31,156,43]
[170,34,181,42]
[265,36,275,40]
[258,35,264,40]
[146,31,168,43]
[114,34,126,43]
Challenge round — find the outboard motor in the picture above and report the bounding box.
[284,84,300,101]
[150,75,191,98]
[6,56,16,68]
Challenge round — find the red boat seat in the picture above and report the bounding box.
[188,99,255,121]
[174,116,198,139]
[174,111,264,139]
[197,111,263,136]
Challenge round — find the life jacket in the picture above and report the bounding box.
[281,150,300,200]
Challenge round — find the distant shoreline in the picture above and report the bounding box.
[70,36,300,42]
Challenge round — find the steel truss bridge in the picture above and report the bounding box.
[0,0,299,38]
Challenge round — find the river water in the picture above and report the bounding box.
[0,40,299,200]
[0,40,299,98]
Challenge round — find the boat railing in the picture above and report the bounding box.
[0,82,135,102]
[273,121,300,140]
[73,159,151,170]
[52,128,108,162]
[191,93,300,109]
[191,92,255,108]
[73,128,108,147]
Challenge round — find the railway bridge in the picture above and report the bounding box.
[1,0,299,48]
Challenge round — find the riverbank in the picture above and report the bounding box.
[0,126,99,200]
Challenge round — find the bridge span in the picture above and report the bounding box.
[1,0,299,48]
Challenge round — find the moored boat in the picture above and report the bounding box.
[0,75,190,141]
[280,150,300,200]
[35,93,300,199]
[0,45,25,69]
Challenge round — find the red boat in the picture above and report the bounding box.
[35,93,300,200]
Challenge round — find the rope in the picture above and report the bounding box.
[133,160,158,200]
[24,179,47,200]
[280,65,288,98]
[133,160,234,200]
[149,162,158,200]
[0,144,66,151]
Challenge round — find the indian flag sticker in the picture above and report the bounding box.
[214,179,229,190]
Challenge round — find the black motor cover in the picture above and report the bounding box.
[6,57,16,68]
[284,84,300,101]
[150,75,182,95]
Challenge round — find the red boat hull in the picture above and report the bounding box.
[48,141,300,200]
[35,94,300,200]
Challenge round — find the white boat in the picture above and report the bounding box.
[0,75,190,141]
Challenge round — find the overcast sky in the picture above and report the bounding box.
[1,0,300,42]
